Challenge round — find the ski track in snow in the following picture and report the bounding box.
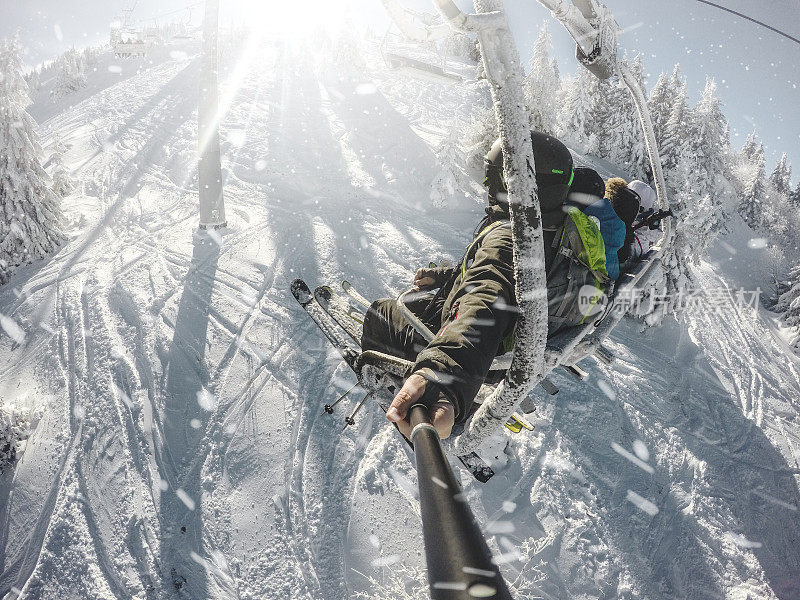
[1,36,799,600]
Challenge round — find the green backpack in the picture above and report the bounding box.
[545,206,610,334]
[498,207,610,354]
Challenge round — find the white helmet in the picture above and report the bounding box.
[627,180,657,213]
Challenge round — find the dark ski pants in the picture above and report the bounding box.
[361,293,444,362]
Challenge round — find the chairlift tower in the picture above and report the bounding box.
[198,0,226,229]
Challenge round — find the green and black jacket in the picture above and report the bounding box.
[413,220,518,423]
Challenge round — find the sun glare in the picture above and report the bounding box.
[234,0,354,38]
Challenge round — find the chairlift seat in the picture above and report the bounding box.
[354,246,665,417]
[385,52,463,82]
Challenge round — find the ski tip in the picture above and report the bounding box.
[314,285,333,303]
[473,468,495,484]
[342,280,351,289]
[457,452,495,483]
[290,279,312,305]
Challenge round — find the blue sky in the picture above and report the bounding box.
[2,0,798,184]
[505,0,800,183]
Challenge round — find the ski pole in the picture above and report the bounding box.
[343,390,373,429]
[323,382,359,415]
[408,404,514,600]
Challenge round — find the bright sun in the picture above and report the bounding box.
[233,0,355,38]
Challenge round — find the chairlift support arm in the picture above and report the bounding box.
[430,0,548,457]
[541,0,671,229]
[618,63,671,238]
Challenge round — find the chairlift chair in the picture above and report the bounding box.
[113,31,149,59]
[379,0,465,82]
[350,0,674,457]
[111,0,150,58]
[381,33,463,83]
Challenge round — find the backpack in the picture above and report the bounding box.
[546,206,611,333]
[498,207,611,353]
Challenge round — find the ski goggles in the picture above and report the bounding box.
[484,162,575,204]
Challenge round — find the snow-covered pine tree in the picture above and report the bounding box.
[758,153,797,251]
[523,22,561,134]
[50,134,74,197]
[789,181,800,208]
[25,68,41,94]
[586,75,614,150]
[599,54,647,178]
[557,66,600,153]
[634,151,709,326]
[463,102,498,171]
[758,185,792,250]
[669,155,703,255]
[633,69,736,324]
[659,67,690,194]
[0,37,65,284]
[441,32,476,61]
[332,20,366,72]
[683,77,734,229]
[594,74,621,158]
[769,153,792,198]
[737,135,766,229]
[51,48,87,100]
[776,263,800,346]
[1,402,42,469]
[639,78,734,318]
[430,126,469,208]
[625,54,649,179]
[741,130,759,161]
[82,46,100,70]
[647,70,675,149]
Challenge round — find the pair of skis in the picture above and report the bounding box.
[290,278,497,483]
[337,282,534,433]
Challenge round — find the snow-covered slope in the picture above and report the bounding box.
[1,35,799,600]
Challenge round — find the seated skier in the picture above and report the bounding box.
[603,177,641,269]
[566,167,626,280]
[627,179,661,256]
[361,132,575,440]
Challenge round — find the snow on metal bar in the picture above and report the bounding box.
[617,62,672,243]
[431,0,505,32]
[434,0,548,456]
[537,0,599,57]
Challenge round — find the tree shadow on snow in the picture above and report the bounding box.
[531,317,800,599]
[159,231,220,597]
[320,74,438,210]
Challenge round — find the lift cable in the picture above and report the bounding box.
[691,0,800,46]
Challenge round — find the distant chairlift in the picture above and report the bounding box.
[110,0,150,58]
[111,27,150,58]
[379,0,464,83]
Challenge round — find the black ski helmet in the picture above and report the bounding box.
[566,166,605,208]
[484,131,574,228]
